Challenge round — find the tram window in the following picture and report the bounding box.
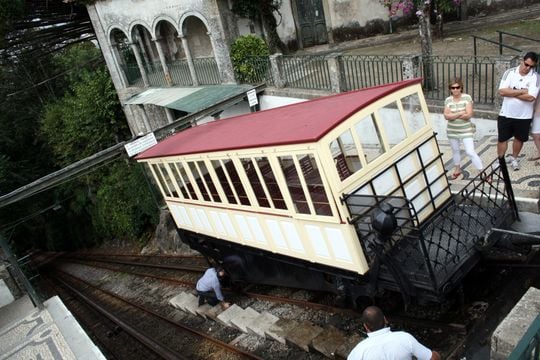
[197,161,221,203]
[211,160,237,204]
[401,93,426,133]
[297,154,332,216]
[354,114,386,163]
[329,129,362,181]
[241,158,270,208]
[177,162,198,200]
[158,163,177,197]
[151,164,172,197]
[188,162,211,201]
[255,157,287,210]
[378,102,407,148]
[278,156,310,214]
[171,162,189,198]
[223,159,250,206]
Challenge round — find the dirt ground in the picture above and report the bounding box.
[344,18,540,57]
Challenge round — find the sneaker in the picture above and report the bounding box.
[505,155,515,164]
[511,159,520,171]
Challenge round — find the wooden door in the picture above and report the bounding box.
[296,0,328,47]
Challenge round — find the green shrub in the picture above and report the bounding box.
[230,35,270,83]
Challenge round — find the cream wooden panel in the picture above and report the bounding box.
[219,213,237,238]
[247,216,267,245]
[234,215,253,242]
[305,224,331,259]
[266,219,289,250]
[325,227,353,263]
[280,221,304,253]
[209,211,226,236]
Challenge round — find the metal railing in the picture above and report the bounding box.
[236,56,274,85]
[343,157,516,302]
[279,55,331,90]
[421,55,499,104]
[121,64,144,86]
[169,59,193,86]
[193,57,221,85]
[340,55,404,91]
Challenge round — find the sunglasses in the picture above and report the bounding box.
[523,62,536,68]
[450,86,461,90]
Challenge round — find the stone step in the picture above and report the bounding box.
[312,325,348,358]
[230,306,260,333]
[246,311,279,338]
[285,319,324,352]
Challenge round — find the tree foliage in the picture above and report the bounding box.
[231,35,270,83]
[231,0,287,54]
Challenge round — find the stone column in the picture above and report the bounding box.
[130,43,150,87]
[109,43,129,88]
[207,31,235,84]
[165,108,175,124]
[153,37,173,86]
[138,104,152,132]
[180,35,199,86]
[327,53,344,93]
[401,55,421,80]
[269,54,285,88]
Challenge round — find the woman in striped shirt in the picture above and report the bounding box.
[444,78,483,180]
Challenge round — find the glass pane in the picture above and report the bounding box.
[152,164,171,197]
[241,158,270,208]
[378,101,407,148]
[158,163,177,197]
[178,162,198,200]
[255,157,287,210]
[354,113,386,163]
[279,156,309,214]
[197,161,221,203]
[188,162,210,201]
[297,154,332,216]
[211,160,237,204]
[171,162,189,198]
[329,129,362,181]
[223,159,250,206]
[401,92,426,133]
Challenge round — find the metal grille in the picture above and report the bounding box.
[193,57,221,85]
[343,157,516,300]
[235,56,274,85]
[421,55,499,105]
[169,60,193,86]
[340,55,404,91]
[279,55,331,90]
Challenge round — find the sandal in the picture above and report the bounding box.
[450,172,461,180]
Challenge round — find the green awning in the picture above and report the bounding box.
[124,85,254,113]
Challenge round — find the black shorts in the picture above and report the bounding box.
[497,116,532,142]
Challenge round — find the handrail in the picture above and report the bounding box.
[471,35,523,57]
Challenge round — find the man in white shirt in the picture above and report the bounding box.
[497,51,539,170]
[347,306,441,360]
[196,266,230,308]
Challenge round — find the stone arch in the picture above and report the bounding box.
[179,13,214,58]
[154,18,184,61]
[130,22,159,67]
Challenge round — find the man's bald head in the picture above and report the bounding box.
[362,306,386,332]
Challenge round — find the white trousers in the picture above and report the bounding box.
[449,137,483,170]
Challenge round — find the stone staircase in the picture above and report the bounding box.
[169,291,363,358]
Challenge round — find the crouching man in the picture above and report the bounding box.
[196,266,230,309]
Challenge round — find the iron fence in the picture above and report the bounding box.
[168,59,193,86]
[235,56,273,85]
[193,57,221,85]
[143,62,167,87]
[340,55,404,91]
[279,55,331,90]
[121,64,143,86]
[421,55,499,105]
[343,157,516,302]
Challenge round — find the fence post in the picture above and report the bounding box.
[401,55,421,80]
[327,53,344,93]
[269,53,285,88]
[494,56,518,109]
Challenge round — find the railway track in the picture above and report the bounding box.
[35,252,475,358]
[44,268,263,360]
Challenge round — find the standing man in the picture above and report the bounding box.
[497,51,539,170]
[347,306,441,360]
[196,266,230,308]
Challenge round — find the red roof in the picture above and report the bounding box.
[136,79,421,160]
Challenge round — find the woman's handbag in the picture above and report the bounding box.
[470,121,476,134]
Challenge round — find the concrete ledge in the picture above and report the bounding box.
[285,320,324,352]
[491,287,540,359]
[230,307,260,333]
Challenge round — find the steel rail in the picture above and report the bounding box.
[63,255,206,272]
[54,275,188,360]
[54,268,264,360]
